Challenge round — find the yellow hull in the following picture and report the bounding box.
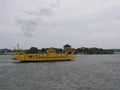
[12,48,75,62]
[12,54,75,62]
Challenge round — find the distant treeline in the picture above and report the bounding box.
[24,47,63,54]
[0,49,15,55]
[1,47,120,55]
[74,47,114,54]
[24,47,115,54]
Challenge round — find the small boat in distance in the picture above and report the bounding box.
[11,48,75,62]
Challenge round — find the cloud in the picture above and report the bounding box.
[16,17,56,36]
[16,19,41,37]
[50,0,60,7]
[1,0,120,49]
[24,7,53,16]
[15,0,61,37]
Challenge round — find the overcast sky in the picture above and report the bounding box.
[0,0,120,49]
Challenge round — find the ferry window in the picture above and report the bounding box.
[28,56,32,58]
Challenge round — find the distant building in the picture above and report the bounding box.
[63,44,71,51]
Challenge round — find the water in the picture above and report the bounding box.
[0,55,120,90]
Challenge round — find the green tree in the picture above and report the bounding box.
[40,48,48,53]
[27,47,39,54]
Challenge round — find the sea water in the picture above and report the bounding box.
[0,54,120,90]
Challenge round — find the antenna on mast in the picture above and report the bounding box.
[17,43,20,50]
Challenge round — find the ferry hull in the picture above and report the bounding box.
[12,55,75,62]
[11,49,75,62]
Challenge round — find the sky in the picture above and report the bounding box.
[0,0,120,49]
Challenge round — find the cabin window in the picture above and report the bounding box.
[28,56,32,58]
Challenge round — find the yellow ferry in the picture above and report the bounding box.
[12,48,75,62]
